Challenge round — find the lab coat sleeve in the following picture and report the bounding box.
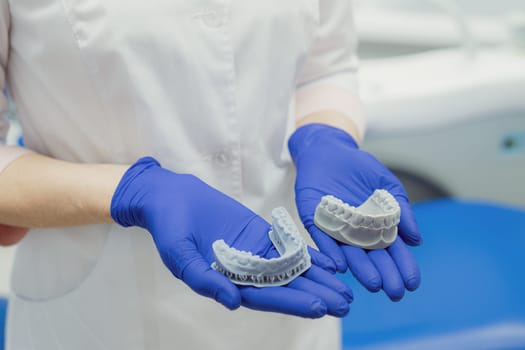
[0,1,30,173]
[295,0,366,141]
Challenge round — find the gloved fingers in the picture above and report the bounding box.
[368,249,405,302]
[302,265,353,303]
[307,246,336,273]
[239,286,327,318]
[307,225,347,273]
[341,245,382,292]
[287,276,350,317]
[387,237,421,291]
[180,256,242,310]
[396,197,422,246]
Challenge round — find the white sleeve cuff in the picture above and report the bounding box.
[295,83,366,142]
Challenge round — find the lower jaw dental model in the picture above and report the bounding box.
[314,189,401,250]
[211,207,311,287]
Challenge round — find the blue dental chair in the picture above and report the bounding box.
[341,199,525,350]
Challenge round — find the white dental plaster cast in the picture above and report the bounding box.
[314,190,401,250]
[211,207,311,287]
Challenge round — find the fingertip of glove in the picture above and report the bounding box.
[333,301,350,318]
[325,265,337,274]
[384,284,406,302]
[334,258,348,273]
[401,236,422,247]
[343,288,354,303]
[324,258,337,274]
[387,291,405,303]
[307,247,336,272]
[310,300,328,318]
[365,277,382,293]
[216,291,241,310]
[397,215,422,245]
[215,281,241,310]
[398,202,423,246]
[405,276,421,292]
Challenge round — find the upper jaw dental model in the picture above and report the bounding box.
[211,207,311,287]
[314,189,401,250]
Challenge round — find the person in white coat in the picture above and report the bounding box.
[0,0,422,349]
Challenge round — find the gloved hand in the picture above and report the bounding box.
[289,123,422,301]
[111,157,353,318]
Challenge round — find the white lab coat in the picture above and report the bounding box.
[0,0,362,349]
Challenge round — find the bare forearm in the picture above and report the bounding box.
[0,152,128,228]
[296,110,362,144]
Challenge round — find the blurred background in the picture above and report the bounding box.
[345,1,525,349]
[355,0,525,205]
[1,0,525,348]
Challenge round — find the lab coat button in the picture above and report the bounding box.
[213,151,231,167]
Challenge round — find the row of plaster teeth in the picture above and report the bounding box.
[211,207,311,287]
[212,261,309,286]
[369,189,399,213]
[269,207,303,254]
[319,194,399,229]
[212,241,259,266]
[213,236,307,270]
[319,196,354,220]
[314,190,401,249]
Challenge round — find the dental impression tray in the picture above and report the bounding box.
[314,190,400,250]
[211,207,311,287]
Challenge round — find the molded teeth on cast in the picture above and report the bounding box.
[211,207,311,287]
[314,189,400,249]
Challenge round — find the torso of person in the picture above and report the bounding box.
[4,1,340,349]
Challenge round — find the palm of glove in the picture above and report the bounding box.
[111,157,353,318]
[140,173,274,279]
[289,124,422,301]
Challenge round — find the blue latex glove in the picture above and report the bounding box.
[111,157,353,318]
[288,124,422,301]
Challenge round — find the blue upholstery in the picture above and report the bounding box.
[341,199,525,349]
